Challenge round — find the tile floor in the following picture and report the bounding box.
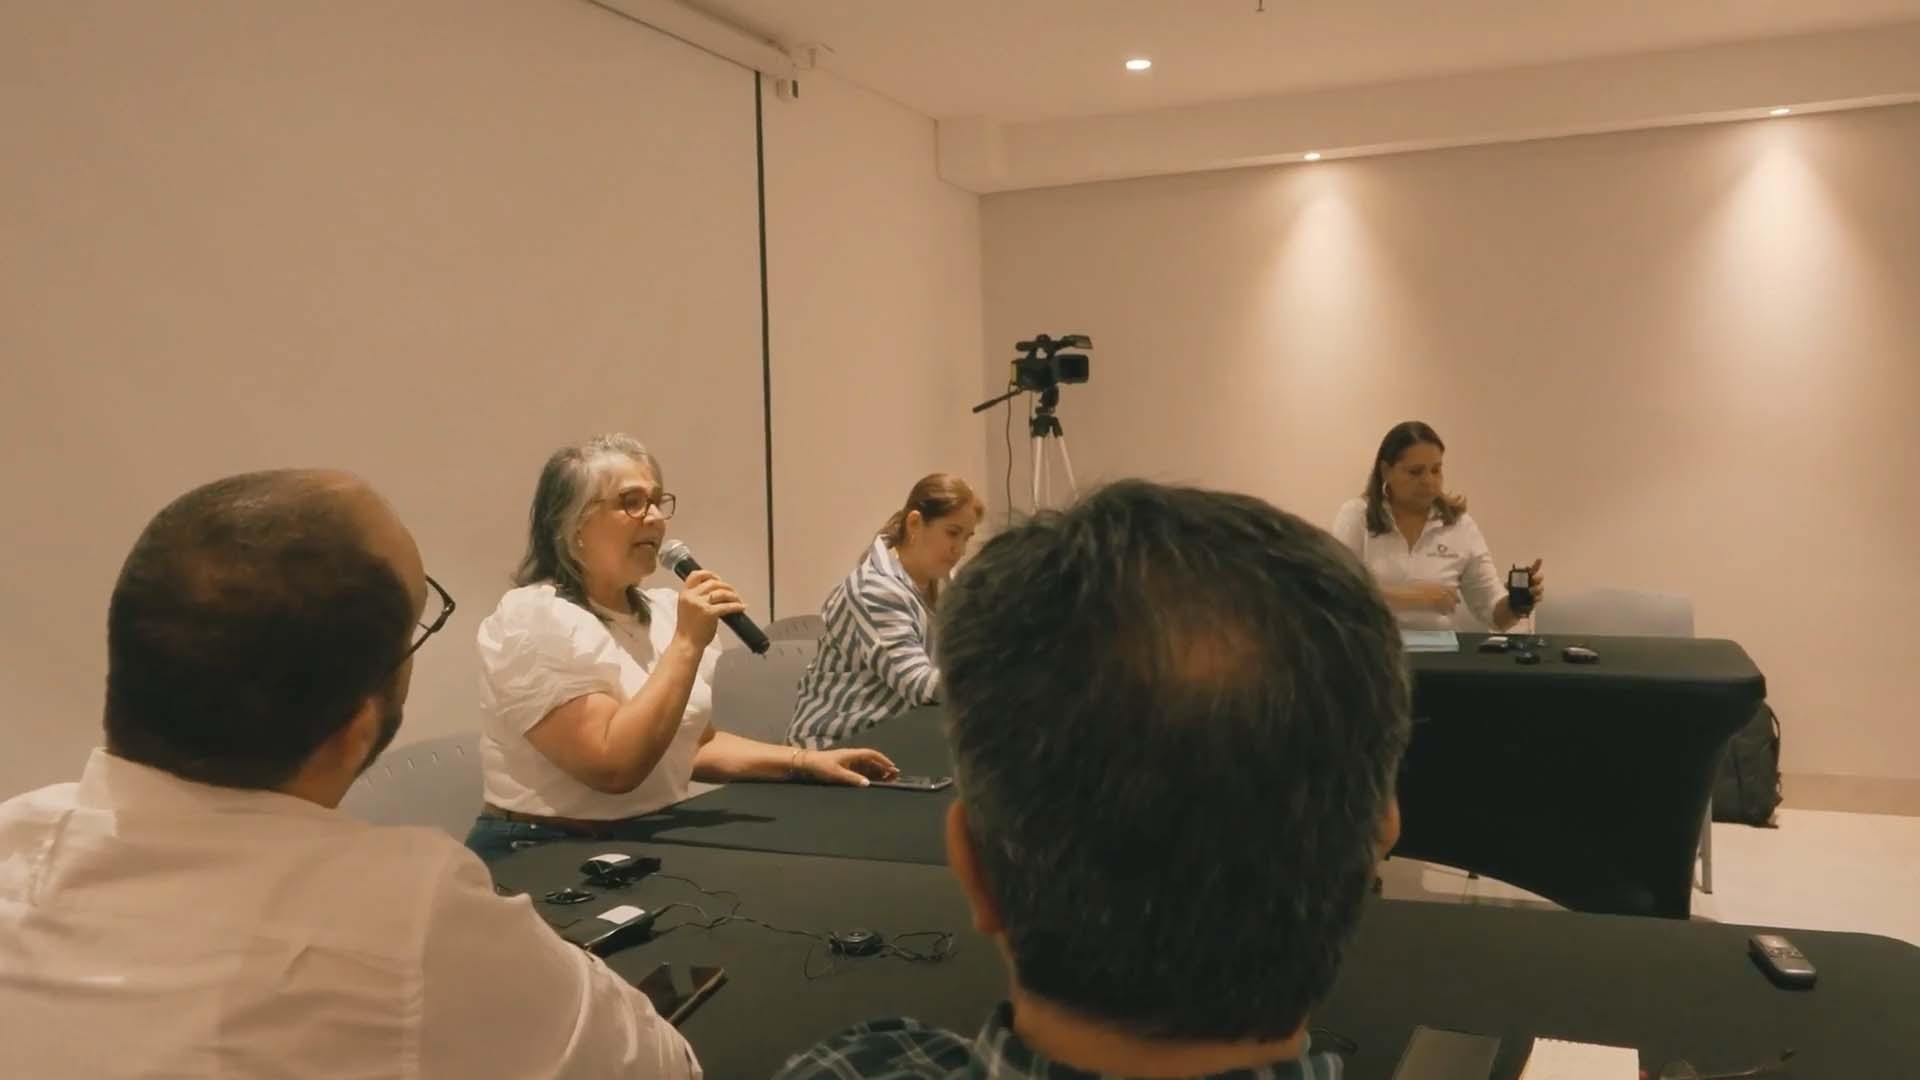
[1380,809,1920,947]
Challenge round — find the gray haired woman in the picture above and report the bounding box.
[464,434,896,861]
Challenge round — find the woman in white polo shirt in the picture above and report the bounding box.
[1332,421,1543,632]
[464,434,896,862]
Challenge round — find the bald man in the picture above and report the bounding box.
[0,471,699,1078]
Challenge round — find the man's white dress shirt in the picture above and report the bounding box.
[0,749,700,1078]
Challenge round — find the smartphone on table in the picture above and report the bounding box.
[637,963,727,1025]
[868,775,953,792]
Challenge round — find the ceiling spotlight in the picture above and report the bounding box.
[1769,107,1792,116]
[1303,152,1322,162]
[1125,58,1153,72]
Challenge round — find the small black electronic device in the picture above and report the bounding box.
[1478,636,1510,654]
[1506,564,1537,616]
[544,887,595,905]
[1749,933,1818,989]
[636,964,728,1025]
[1563,645,1599,664]
[829,928,885,956]
[1513,649,1541,665]
[1390,1026,1501,1080]
[558,904,658,956]
[580,852,660,886]
[868,775,953,792]
[1507,564,1536,617]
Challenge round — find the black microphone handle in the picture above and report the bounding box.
[720,611,771,654]
[667,553,771,655]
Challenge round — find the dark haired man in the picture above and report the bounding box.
[0,470,699,1078]
[780,480,1410,1079]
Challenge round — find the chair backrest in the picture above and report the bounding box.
[712,639,818,744]
[766,614,826,642]
[1534,586,1695,638]
[338,732,482,840]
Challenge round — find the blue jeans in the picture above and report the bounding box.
[463,815,573,863]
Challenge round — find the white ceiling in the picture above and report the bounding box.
[693,0,1920,121]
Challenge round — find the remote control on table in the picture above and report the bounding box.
[1749,933,1817,988]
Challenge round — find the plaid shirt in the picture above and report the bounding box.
[775,1004,1344,1080]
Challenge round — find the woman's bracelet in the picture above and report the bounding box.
[788,747,808,779]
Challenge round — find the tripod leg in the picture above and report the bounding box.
[1030,435,1044,510]
[1054,435,1079,498]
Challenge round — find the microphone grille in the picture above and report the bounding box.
[657,539,693,568]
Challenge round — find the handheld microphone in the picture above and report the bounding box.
[656,540,771,654]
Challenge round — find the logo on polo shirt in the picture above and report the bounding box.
[1434,543,1452,556]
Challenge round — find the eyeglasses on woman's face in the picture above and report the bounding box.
[595,489,677,521]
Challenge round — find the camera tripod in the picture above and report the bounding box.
[1028,386,1078,510]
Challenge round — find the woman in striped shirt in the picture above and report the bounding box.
[788,474,984,748]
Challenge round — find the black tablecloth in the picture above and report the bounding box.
[649,635,1763,917]
[492,842,998,1080]
[630,709,953,864]
[1396,634,1765,917]
[493,840,1920,1080]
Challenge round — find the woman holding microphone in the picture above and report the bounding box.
[1332,421,1543,632]
[464,434,895,861]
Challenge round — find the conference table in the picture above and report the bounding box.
[481,633,1918,1078]
[492,839,1920,1079]
[626,633,1766,918]
[1396,633,1765,918]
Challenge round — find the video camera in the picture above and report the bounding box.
[971,333,1093,416]
[967,332,1093,509]
[1010,334,1092,392]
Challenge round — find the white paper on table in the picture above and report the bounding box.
[1400,630,1460,653]
[1518,1037,1639,1079]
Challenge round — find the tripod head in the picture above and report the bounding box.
[1029,386,1063,438]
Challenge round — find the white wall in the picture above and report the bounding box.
[0,0,767,796]
[761,73,986,618]
[982,105,1920,785]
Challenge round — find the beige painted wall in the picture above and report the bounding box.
[761,73,987,619]
[983,105,1920,782]
[0,1,767,796]
[0,4,988,800]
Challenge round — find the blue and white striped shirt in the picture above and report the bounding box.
[787,538,940,748]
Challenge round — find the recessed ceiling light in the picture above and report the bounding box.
[1303,152,1322,162]
[1125,58,1153,72]
[1769,107,1792,116]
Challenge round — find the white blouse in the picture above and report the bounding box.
[1331,497,1507,632]
[477,583,719,820]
